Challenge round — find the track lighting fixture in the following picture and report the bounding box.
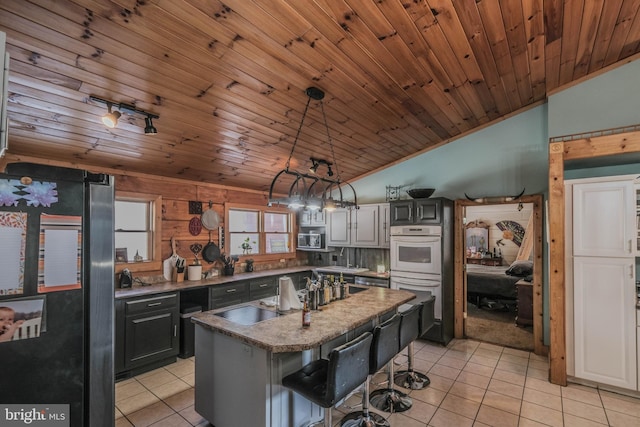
[268,87,357,211]
[90,95,159,134]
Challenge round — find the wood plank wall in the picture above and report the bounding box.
[114,173,307,278]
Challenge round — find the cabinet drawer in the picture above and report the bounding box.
[250,277,278,299]
[210,282,249,309]
[125,293,178,315]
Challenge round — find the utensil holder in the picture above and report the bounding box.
[188,265,202,281]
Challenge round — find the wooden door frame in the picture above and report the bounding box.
[548,126,640,386]
[454,194,546,356]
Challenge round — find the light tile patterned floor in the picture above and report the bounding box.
[115,339,640,426]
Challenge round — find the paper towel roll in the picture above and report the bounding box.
[279,276,302,311]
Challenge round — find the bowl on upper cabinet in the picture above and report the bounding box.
[407,188,435,199]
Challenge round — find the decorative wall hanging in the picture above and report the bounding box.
[495,220,526,247]
[465,188,525,204]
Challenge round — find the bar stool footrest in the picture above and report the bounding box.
[340,411,390,427]
[369,388,412,413]
[394,370,430,390]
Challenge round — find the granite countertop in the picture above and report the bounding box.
[114,266,313,299]
[191,287,415,353]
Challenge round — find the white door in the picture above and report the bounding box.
[352,204,378,247]
[573,180,635,257]
[573,256,637,390]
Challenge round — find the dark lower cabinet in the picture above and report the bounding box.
[116,293,179,379]
[116,271,314,379]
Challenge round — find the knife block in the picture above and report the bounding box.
[172,267,184,283]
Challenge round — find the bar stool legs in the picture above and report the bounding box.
[393,341,431,390]
[340,375,389,427]
[394,296,436,391]
[369,359,412,413]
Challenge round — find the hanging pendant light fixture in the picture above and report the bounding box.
[268,87,358,211]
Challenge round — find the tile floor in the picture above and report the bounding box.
[115,339,640,426]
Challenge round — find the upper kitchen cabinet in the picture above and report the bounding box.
[390,199,442,225]
[299,209,326,226]
[572,180,635,257]
[326,204,389,248]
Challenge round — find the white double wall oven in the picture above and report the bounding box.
[390,225,443,320]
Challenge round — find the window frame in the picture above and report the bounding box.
[225,203,295,261]
[114,191,162,274]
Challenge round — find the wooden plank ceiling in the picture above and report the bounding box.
[1,0,639,194]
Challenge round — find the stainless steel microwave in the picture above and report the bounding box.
[298,232,323,249]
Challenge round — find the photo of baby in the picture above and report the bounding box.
[0,298,45,343]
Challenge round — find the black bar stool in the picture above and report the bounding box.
[341,313,409,426]
[367,311,412,414]
[394,296,436,390]
[283,331,373,427]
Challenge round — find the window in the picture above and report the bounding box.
[226,204,293,258]
[115,192,162,273]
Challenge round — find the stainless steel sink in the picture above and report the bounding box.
[214,305,278,325]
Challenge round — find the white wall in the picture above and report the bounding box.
[352,105,548,203]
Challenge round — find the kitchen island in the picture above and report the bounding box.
[191,286,415,427]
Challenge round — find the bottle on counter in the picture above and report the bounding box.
[302,295,311,327]
[318,281,326,306]
[324,279,331,304]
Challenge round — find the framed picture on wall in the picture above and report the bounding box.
[465,220,489,255]
[115,248,128,263]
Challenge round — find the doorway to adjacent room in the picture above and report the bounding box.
[454,195,545,355]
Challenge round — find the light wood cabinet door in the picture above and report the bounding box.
[573,256,637,390]
[573,180,635,257]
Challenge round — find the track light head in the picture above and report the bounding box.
[309,158,319,174]
[101,103,121,128]
[144,116,157,135]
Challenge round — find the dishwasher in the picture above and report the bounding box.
[354,275,390,288]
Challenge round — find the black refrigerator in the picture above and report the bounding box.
[0,163,114,427]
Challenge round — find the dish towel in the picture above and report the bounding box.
[279,276,302,311]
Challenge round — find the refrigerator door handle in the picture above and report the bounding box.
[174,325,177,337]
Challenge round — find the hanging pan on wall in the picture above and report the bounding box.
[200,201,220,263]
[201,201,220,230]
[202,230,220,263]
